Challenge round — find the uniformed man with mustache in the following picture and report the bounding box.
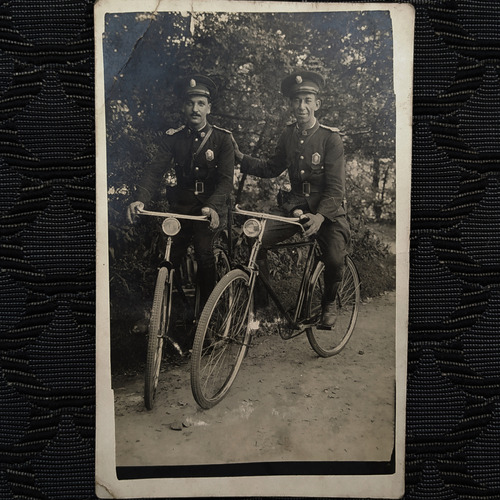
[127,74,234,306]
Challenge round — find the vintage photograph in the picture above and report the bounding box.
[95,1,413,497]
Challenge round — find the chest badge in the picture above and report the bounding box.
[312,152,321,165]
[205,149,214,161]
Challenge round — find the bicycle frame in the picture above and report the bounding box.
[138,208,209,348]
[234,205,322,338]
[190,206,360,408]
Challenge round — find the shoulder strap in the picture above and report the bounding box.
[166,125,185,135]
[194,127,213,157]
[319,124,340,133]
[213,124,231,134]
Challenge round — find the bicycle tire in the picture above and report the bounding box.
[306,255,360,357]
[144,266,173,410]
[191,269,253,409]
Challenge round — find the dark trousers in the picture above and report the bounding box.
[257,212,351,303]
[170,218,216,306]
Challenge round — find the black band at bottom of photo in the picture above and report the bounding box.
[116,455,395,480]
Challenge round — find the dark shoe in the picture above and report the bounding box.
[321,301,337,327]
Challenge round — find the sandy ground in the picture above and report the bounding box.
[112,290,396,467]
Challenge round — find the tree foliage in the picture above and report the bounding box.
[101,9,397,370]
[104,10,396,220]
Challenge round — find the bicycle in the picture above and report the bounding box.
[190,205,361,409]
[137,208,230,410]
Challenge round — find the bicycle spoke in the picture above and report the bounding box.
[200,345,227,390]
[306,258,360,357]
[145,267,171,409]
[191,270,252,408]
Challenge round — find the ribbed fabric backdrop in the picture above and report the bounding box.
[0,0,499,498]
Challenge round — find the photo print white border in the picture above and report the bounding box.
[95,1,414,497]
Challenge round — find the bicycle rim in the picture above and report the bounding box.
[306,256,360,357]
[144,267,172,409]
[191,269,252,408]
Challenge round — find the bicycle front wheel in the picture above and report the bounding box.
[144,266,173,410]
[191,269,253,409]
[306,256,360,357]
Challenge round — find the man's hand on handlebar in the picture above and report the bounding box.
[201,207,220,230]
[302,212,325,237]
[126,201,144,224]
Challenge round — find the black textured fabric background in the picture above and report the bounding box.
[0,1,499,499]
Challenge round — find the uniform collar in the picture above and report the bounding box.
[296,119,319,136]
[186,122,212,138]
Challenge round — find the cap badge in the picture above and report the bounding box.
[312,153,321,165]
[296,75,303,84]
[190,79,196,87]
[206,149,214,161]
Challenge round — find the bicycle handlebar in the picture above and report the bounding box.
[234,204,305,228]
[137,208,208,222]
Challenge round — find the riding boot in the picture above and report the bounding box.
[254,258,270,310]
[321,281,341,327]
[197,263,216,309]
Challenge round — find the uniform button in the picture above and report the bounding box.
[300,140,304,144]
[201,132,206,138]
[194,137,199,142]
[195,167,199,171]
[300,155,304,160]
[300,169,305,174]
[302,130,308,136]
[321,166,324,169]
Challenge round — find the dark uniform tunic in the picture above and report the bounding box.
[136,122,234,282]
[241,119,350,300]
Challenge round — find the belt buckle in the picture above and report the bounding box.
[302,181,310,197]
[194,181,204,195]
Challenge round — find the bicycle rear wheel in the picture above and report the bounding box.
[306,256,360,357]
[144,266,173,410]
[191,269,253,408]
[214,245,231,280]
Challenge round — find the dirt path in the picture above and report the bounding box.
[113,291,396,467]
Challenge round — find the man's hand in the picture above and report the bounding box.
[201,206,220,229]
[230,133,244,163]
[302,212,325,237]
[126,201,144,224]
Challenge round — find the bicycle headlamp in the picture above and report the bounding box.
[242,218,262,238]
[161,217,181,236]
